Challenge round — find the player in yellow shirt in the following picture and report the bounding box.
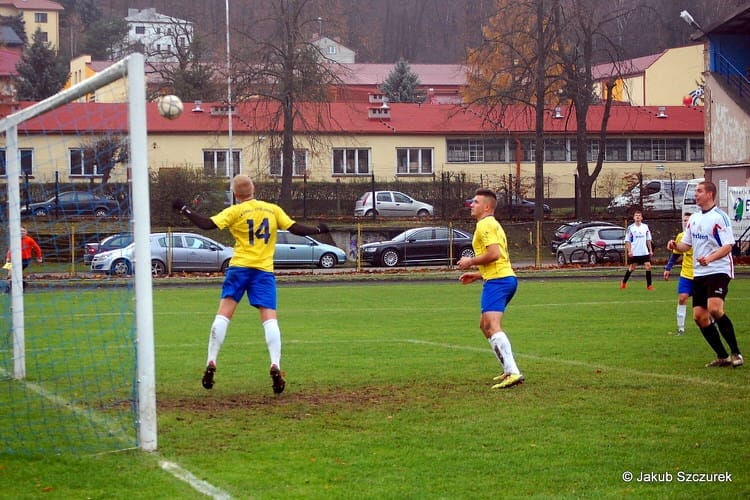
[173,175,329,393]
[664,213,694,335]
[457,188,524,389]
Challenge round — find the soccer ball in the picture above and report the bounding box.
[158,95,183,120]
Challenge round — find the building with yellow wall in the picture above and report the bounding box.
[0,0,63,52]
[593,45,704,107]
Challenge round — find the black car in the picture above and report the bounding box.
[360,226,474,267]
[21,191,121,218]
[83,233,134,264]
[550,221,620,253]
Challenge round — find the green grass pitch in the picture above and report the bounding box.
[2,277,749,498]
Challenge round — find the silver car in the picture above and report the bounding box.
[274,231,347,268]
[354,191,433,217]
[90,232,234,276]
[555,226,625,265]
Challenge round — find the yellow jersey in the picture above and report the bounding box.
[673,230,694,279]
[473,215,515,280]
[210,199,295,272]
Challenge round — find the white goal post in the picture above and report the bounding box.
[0,54,156,452]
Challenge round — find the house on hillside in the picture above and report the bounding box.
[0,97,704,201]
[311,34,355,64]
[0,0,63,52]
[118,7,193,63]
[592,45,704,106]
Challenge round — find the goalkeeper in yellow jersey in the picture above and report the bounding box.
[173,175,329,394]
[663,213,694,335]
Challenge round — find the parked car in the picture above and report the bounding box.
[274,230,347,268]
[354,191,433,217]
[83,232,133,264]
[360,226,474,267]
[463,195,551,216]
[90,232,234,276]
[21,191,121,218]
[555,226,626,265]
[550,221,619,253]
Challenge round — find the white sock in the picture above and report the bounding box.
[263,318,282,368]
[489,331,520,375]
[207,315,230,366]
[676,304,686,330]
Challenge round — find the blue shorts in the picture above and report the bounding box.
[221,267,277,310]
[481,276,518,313]
[677,276,693,296]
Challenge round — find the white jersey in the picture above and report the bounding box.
[680,206,735,278]
[625,222,652,256]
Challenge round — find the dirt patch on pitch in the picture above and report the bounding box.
[157,384,430,414]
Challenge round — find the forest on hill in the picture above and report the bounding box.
[65,0,747,64]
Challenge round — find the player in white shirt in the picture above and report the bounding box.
[668,180,743,368]
[620,210,654,290]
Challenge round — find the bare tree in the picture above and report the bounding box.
[231,0,344,207]
[551,0,636,219]
[464,0,561,224]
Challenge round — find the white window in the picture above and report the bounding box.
[327,46,337,55]
[269,149,308,177]
[396,148,433,175]
[135,26,145,35]
[447,138,505,163]
[34,13,48,23]
[0,148,33,176]
[69,148,100,177]
[333,148,370,175]
[203,150,241,177]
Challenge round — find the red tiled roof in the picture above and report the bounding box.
[0,0,64,10]
[0,47,21,76]
[11,101,703,136]
[592,52,665,80]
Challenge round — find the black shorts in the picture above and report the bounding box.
[629,255,651,265]
[692,274,731,308]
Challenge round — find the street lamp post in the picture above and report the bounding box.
[225,0,234,181]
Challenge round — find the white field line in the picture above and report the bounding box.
[403,339,749,390]
[159,460,232,500]
[0,365,232,499]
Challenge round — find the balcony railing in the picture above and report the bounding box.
[715,52,750,104]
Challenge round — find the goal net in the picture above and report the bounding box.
[0,54,156,454]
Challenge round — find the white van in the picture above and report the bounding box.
[681,177,704,219]
[608,178,690,216]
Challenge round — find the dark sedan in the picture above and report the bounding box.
[21,191,121,218]
[360,226,474,267]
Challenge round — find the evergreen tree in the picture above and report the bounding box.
[380,58,423,103]
[15,29,70,101]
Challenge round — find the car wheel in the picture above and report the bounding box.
[556,252,567,265]
[381,249,400,267]
[318,252,337,269]
[417,209,430,217]
[220,259,230,273]
[33,208,48,217]
[151,259,166,276]
[111,259,131,277]
[93,207,109,217]
[587,252,598,265]
[364,209,378,217]
[459,247,475,259]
